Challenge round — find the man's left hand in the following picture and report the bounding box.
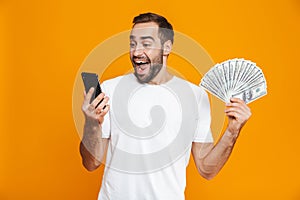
[224,98,252,135]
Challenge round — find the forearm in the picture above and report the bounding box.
[195,128,240,179]
[193,98,251,180]
[80,120,107,171]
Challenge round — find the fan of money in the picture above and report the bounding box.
[200,58,267,104]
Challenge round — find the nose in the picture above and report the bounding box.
[132,44,145,57]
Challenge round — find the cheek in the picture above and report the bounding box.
[146,49,162,61]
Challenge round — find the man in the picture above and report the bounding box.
[80,13,251,200]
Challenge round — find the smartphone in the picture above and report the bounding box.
[81,72,102,105]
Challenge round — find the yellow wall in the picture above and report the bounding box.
[1,0,300,199]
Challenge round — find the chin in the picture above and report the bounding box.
[135,73,150,84]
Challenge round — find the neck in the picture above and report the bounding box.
[148,64,173,85]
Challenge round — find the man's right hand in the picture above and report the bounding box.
[80,87,110,171]
[81,87,110,126]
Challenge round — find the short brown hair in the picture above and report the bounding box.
[133,12,174,45]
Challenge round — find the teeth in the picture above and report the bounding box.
[135,60,147,64]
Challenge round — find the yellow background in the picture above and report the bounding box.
[1,0,300,199]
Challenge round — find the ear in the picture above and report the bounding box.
[163,40,172,56]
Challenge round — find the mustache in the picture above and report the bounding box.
[131,54,151,62]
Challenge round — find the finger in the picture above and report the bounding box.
[95,93,108,109]
[225,111,241,120]
[229,98,248,108]
[225,106,251,116]
[96,105,110,123]
[90,93,105,109]
[95,96,109,112]
[225,107,251,122]
[84,87,95,105]
[227,99,250,112]
[226,102,250,113]
[99,104,110,117]
[225,107,243,116]
[230,98,250,111]
[230,97,244,103]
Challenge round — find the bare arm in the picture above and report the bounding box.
[192,98,251,180]
[80,87,110,171]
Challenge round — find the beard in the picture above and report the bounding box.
[132,51,163,84]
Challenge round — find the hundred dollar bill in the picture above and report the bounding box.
[222,61,230,93]
[200,58,267,104]
[235,72,264,93]
[231,82,267,104]
[200,81,226,102]
[212,65,227,96]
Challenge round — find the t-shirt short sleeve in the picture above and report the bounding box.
[193,88,214,143]
[100,81,111,139]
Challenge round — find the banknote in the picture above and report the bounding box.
[200,58,267,104]
[232,82,267,104]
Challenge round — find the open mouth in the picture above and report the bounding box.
[134,60,150,74]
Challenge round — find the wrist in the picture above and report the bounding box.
[84,119,102,134]
[225,126,240,139]
[221,129,239,148]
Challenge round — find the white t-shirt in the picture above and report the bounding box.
[98,74,213,200]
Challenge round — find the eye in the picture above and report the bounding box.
[130,42,136,48]
[143,43,151,48]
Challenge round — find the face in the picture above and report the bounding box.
[245,90,252,100]
[130,22,164,83]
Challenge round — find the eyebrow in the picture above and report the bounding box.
[130,35,155,41]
